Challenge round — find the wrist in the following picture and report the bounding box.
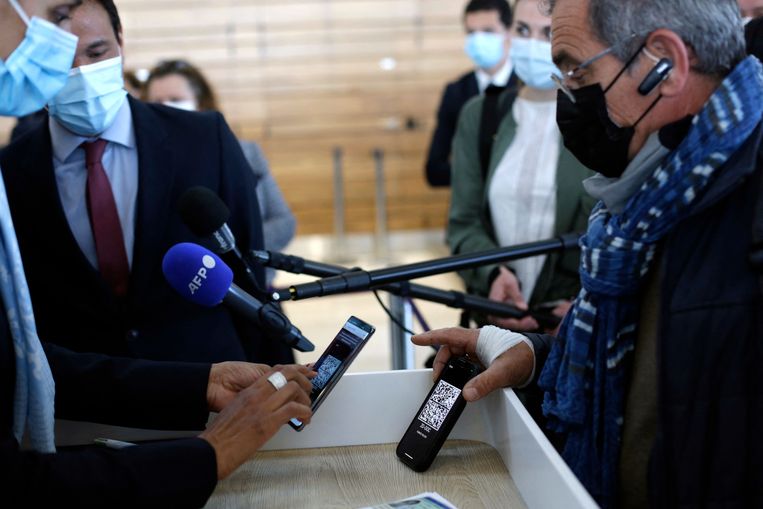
[477,326,536,387]
[199,431,234,480]
[206,364,218,410]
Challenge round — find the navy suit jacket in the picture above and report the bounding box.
[425,71,479,187]
[0,97,294,365]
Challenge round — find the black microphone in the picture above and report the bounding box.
[163,242,315,352]
[274,234,582,302]
[178,186,261,292]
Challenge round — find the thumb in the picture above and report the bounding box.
[461,368,504,402]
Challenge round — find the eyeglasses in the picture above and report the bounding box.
[551,33,640,103]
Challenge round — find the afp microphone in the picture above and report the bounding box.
[162,242,315,352]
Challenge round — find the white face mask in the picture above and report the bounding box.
[743,16,754,25]
[163,99,197,111]
[47,55,128,136]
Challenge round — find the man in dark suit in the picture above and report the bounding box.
[424,0,514,187]
[0,1,313,506]
[0,0,294,365]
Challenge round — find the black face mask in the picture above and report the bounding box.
[556,49,662,178]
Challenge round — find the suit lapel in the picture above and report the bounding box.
[127,98,175,307]
[11,122,107,290]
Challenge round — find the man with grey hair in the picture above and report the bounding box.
[412,0,763,507]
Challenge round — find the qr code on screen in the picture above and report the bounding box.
[417,380,461,431]
[313,355,342,389]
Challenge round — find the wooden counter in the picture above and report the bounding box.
[205,440,526,509]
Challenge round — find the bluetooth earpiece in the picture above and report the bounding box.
[638,57,674,96]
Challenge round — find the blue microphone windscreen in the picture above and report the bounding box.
[162,243,233,307]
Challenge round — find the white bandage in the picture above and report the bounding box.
[476,326,536,388]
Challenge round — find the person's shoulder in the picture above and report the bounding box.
[459,93,486,123]
[0,115,48,164]
[130,99,224,140]
[134,99,221,128]
[442,70,477,95]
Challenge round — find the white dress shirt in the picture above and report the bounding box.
[49,98,138,270]
[488,97,559,301]
[475,58,513,94]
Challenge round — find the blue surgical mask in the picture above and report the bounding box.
[510,37,561,91]
[465,31,506,70]
[0,0,77,117]
[48,55,127,136]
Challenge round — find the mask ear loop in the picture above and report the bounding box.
[602,42,662,128]
[632,93,662,128]
[603,43,646,94]
[8,0,31,26]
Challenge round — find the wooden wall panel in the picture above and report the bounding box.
[1,0,471,234]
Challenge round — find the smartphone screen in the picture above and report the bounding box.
[289,316,375,430]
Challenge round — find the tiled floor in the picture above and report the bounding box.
[272,229,467,373]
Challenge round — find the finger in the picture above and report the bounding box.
[262,368,314,395]
[273,401,313,426]
[290,374,314,396]
[431,345,453,380]
[412,327,475,351]
[265,381,311,410]
[274,364,315,384]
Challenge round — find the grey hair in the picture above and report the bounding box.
[543,0,746,76]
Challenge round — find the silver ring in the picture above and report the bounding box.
[267,371,288,391]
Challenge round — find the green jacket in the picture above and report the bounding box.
[447,90,596,306]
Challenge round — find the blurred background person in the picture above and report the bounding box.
[144,59,296,286]
[447,0,594,331]
[424,0,514,187]
[123,68,144,98]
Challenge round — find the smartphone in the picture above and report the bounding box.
[289,316,375,431]
[396,356,481,472]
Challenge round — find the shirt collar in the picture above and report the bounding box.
[49,97,135,163]
[475,59,513,94]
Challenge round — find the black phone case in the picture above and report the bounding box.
[289,316,375,431]
[396,357,481,472]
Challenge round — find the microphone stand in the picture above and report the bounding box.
[251,251,525,319]
[271,233,581,304]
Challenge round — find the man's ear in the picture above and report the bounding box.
[644,29,690,98]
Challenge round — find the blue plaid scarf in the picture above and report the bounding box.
[538,56,763,507]
[0,173,56,452]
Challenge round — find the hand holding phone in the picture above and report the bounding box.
[289,316,375,431]
[396,356,481,471]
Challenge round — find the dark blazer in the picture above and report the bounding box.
[0,312,217,507]
[0,97,294,365]
[425,71,480,187]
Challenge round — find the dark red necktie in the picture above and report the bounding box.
[83,139,130,297]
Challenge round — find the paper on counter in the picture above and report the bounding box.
[359,491,458,509]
